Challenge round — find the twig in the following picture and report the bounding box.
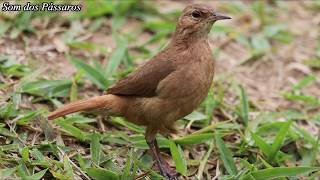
[134,171,149,180]
[212,160,220,180]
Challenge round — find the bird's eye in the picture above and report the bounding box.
[191,10,201,18]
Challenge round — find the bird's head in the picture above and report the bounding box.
[175,4,231,37]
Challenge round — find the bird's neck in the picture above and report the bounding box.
[169,28,209,51]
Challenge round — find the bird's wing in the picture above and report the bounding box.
[107,58,175,97]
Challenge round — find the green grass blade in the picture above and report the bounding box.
[71,57,108,89]
[269,121,291,161]
[21,146,29,163]
[169,141,187,176]
[251,132,272,158]
[251,167,320,179]
[214,133,238,175]
[20,79,71,98]
[54,120,88,141]
[174,133,214,145]
[0,127,17,138]
[197,139,214,179]
[77,1,113,18]
[63,156,74,179]
[91,132,101,166]
[26,169,48,180]
[292,75,316,91]
[0,167,16,179]
[184,111,207,121]
[121,149,133,180]
[238,85,249,127]
[86,167,119,180]
[69,77,78,102]
[104,35,127,77]
[283,93,320,106]
[109,117,145,133]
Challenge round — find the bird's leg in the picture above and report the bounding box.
[153,139,177,176]
[145,128,177,179]
[146,138,166,176]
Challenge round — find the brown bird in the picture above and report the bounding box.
[48,4,230,179]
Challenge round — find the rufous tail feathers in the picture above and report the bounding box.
[48,95,116,120]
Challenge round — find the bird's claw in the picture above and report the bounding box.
[163,173,178,180]
[157,162,178,180]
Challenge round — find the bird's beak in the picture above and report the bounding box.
[212,12,231,21]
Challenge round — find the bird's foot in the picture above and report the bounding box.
[161,169,178,180]
[155,161,178,180]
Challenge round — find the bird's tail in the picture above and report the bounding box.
[48,94,119,120]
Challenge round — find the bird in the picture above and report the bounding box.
[48,4,230,179]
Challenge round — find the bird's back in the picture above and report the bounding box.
[116,38,214,134]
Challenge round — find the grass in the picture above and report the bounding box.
[0,0,320,179]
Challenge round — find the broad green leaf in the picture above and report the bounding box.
[86,167,119,180]
[71,57,108,89]
[169,141,187,176]
[215,133,238,175]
